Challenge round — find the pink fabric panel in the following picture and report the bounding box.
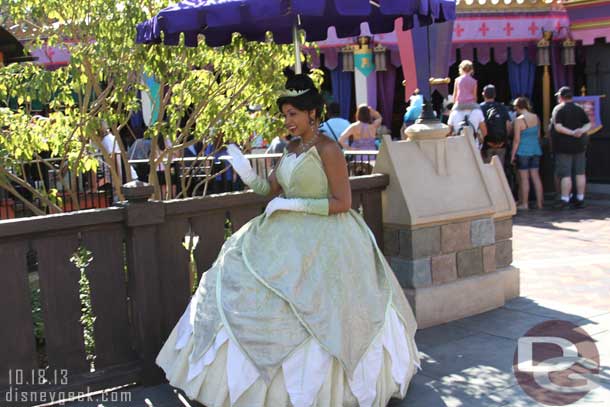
[323,49,338,70]
[573,27,610,45]
[494,45,508,64]
[449,13,570,43]
[511,45,525,64]
[390,48,402,68]
[527,46,537,63]
[449,45,457,66]
[477,47,491,65]
[396,19,418,101]
[460,45,474,62]
[31,45,71,67]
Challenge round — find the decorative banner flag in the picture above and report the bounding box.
[141,74,161,127]
[396,19,418,101]
[354,51,375,77]
[31,44,71,69]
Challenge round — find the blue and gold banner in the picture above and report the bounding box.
[354,51,375,77]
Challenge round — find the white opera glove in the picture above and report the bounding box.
[264,197,329,217]
[226,144,256,183]
[226,144,270,195]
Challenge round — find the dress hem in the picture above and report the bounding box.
[158,304,419,407]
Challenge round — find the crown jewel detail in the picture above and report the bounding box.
[279,88,310,97]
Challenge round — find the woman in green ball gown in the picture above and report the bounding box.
[156,73,420,407]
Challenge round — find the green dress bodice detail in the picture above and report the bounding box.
[275,147,329,199]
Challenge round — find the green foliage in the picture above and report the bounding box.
[30,286,45,346]
[0,0,300,202]
[224,217,233,240]
[70,245,95,371]
[46,188,63,207]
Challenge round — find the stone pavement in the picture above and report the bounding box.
[66,202,610,407]
[390,201,610,407]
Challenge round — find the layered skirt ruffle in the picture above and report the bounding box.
[157,299,419,407]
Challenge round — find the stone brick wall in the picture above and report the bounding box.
[494,217,513,268]
[384,217,513,289]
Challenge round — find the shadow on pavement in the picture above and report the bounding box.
[390,296,607,407]
[513,204,610,232]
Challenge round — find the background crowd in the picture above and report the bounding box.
[442,59,592,211]
[8,62,593,215]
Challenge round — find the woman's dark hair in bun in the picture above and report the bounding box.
[277,72,324,119]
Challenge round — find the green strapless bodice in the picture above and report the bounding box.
[275,147,328,199]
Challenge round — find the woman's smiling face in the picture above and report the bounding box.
[281,103,313,137]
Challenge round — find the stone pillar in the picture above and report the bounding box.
[374,115,519,328]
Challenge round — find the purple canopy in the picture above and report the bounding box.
[136,0,456,47]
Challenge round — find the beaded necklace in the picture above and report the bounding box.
[299,133,319,153]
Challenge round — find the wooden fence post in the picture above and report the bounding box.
[122,181,165,385]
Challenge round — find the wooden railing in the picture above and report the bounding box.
[1,152,379,220]
[0,174,388,404]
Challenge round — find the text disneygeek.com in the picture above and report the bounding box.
[4,386,132,404]
[3,370,131,405]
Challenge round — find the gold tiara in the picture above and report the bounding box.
[279,88,310,98]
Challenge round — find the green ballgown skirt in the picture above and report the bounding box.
[157,147,420,407]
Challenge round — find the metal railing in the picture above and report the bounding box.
[0,156,114,219]
[0,151,379,220]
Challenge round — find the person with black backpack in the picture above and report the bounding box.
[480,84,511,166]
[457,113,481,149]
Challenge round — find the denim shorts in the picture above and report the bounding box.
[516,155,540,170]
